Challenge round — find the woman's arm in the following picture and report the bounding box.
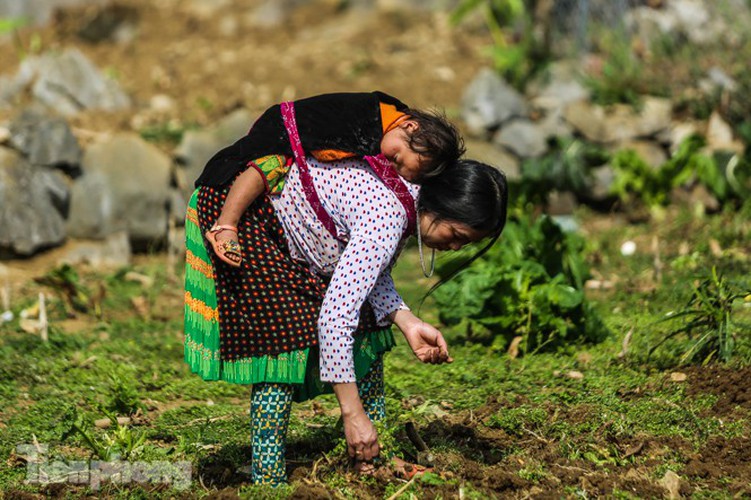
[389,309,452,364]
[369,270,451,364]
[333,383,380,460]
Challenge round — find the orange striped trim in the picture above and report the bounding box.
[186,249,214,279]
[185,291,219,322]
[186,206,199,225]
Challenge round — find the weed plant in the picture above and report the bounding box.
[431,210,609,354]
[650,267,750,364]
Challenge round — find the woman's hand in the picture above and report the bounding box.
[342,409,379,461]
[333,383,380,460]
[391,310,453,364]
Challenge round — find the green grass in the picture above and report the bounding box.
[0,203,749,497]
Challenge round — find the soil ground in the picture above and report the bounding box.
[1,1,750,498]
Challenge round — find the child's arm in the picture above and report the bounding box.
[205,166,265,267]
[217,167,265,227]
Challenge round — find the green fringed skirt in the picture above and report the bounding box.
[183,185,395,402]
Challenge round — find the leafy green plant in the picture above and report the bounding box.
[0,17,28,35]
[433,214,608,354]
[451,0,551,89]
[105,370,145,416]
[518,137,609,205]
[610,149,667,207]
[611,135,750,209]
[139,122,195,145]
[61,407,146,461]
[649,267,750,364]
[34,264,103,317]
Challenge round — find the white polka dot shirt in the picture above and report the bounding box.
[270,157,418,383]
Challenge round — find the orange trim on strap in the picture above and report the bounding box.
[311,149,356,161]
[381,102,408,134]
[310,102,407,162]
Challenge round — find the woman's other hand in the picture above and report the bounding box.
[333,383,380,460]
[391,310,453,364]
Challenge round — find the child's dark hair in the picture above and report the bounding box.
[405,109,466,179]
[417,159,508,295]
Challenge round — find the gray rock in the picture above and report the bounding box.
[493,119,548,159]
[59,230,131,268]
[707,111,744,154]
[21,48,131,116]
[464,139,521,182]
[588,165,616,202]
[563,100,608,143]
[0,0,109,28]
[0,147,68,255]
[169,188,188,225]
[67,134,172,246]
[699,67,738,94]
[9,108,82,171]
[658,121,701,154]
[628,0,732,46]
[0,75,23,108]
[565,98,672,144]
[37,168,72,216]
[538,107,574,140]
[175,108,254,196]
[528,61,590,112]
[461,68,528,137]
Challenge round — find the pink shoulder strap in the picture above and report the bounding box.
[280,101,341,241]
[363,154,417,238]
[280,101,417,241]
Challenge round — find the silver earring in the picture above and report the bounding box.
[416,217,435,278]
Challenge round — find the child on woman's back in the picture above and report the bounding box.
[193,91,465,266]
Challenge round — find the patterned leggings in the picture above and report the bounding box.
[250,356,385,485]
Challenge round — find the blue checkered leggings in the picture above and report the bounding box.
[250,356,385,485]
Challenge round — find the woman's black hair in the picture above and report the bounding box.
[417,159,509,296]
[404,109,466,179]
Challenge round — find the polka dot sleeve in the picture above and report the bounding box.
[369,271,409,325]
[318,235,399,383]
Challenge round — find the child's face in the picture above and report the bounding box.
[380,120,427,182]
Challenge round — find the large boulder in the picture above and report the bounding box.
[67,134,172,247]
[17,48,131,116]
[564,97,672,144]
[174,108,254,197]
[9,108,82,172]
[464,139,521,182]
[493,119,549,159]
[461,68,528,137]
[627,0,743,46]
[528,61,590,112]
[0,147,69,255]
